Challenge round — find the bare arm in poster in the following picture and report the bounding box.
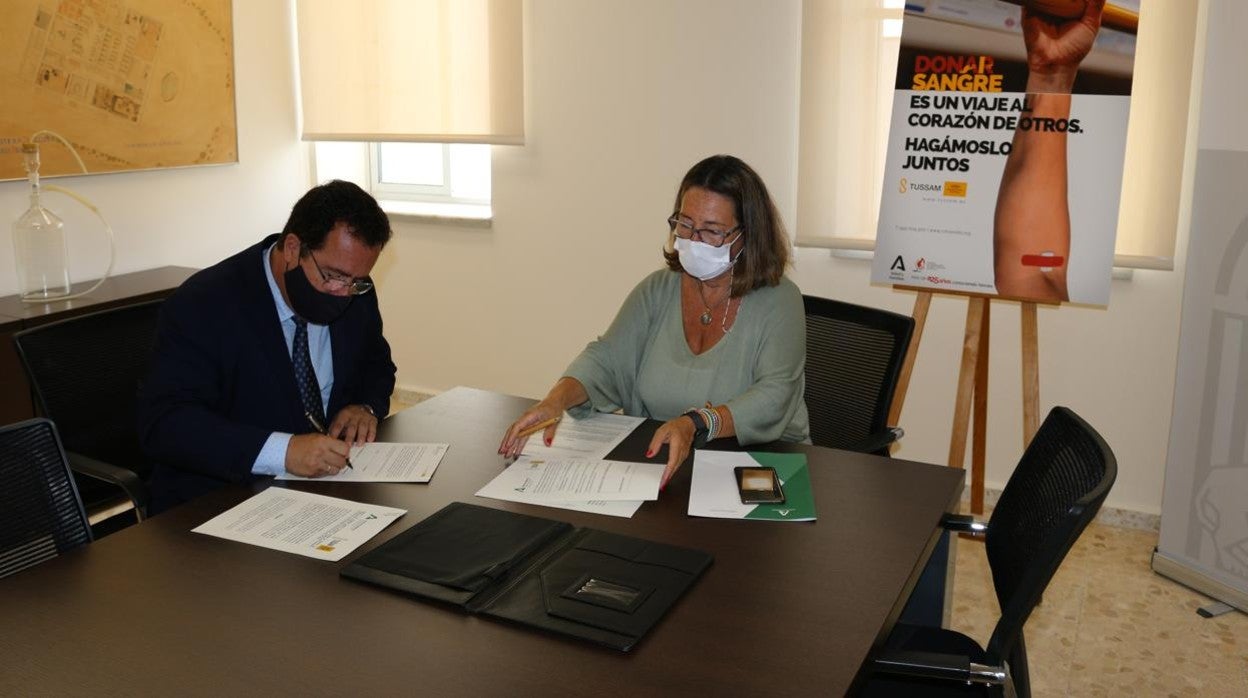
[993,0,1105,302]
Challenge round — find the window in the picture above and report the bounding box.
[312,141,492,221]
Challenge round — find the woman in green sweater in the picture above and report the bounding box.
[499,155,809,489]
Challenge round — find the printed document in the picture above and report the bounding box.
[479,457,662,501]
[521,412,645,461]
[192,487,406,561]
[475,456,660,518]
[277,442,449,483]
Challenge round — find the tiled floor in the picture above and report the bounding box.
[951,520,1248,696]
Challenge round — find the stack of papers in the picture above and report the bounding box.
[476,411,649,517]
[476,457,663,517]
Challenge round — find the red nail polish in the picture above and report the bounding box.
[545,437,552,446]
[646,449,654,457]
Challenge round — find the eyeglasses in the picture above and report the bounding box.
[667,215,741,249]
[305,247,374,296]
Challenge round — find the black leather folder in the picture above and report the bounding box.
[341,502,713,651]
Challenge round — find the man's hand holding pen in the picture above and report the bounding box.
[285,433,351,477]
[289,405,378,477]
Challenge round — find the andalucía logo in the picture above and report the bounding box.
[890,256,906,271]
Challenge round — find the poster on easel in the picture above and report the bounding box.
[871,0,1141,305]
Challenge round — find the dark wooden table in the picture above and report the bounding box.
[0,387,963,696]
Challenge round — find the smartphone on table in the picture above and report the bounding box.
[734,466,785,504]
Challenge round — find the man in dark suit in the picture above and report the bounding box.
[138,180,397,512]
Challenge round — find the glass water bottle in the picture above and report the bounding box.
[12,142,71,301]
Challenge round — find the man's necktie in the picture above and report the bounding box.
[292,317,325,420]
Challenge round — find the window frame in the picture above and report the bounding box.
[367,143,491,207]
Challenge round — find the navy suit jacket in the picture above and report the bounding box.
[138,234,396,511]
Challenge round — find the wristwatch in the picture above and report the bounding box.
[683,409,709,448]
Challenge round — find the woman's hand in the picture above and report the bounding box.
[499,378,589,459]
[647,415,697,490]
[498,399,564,459]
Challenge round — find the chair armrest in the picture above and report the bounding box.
[67,451,150,519]
[941,513,988,536]
[842,427,904,454]
[871,649,1006,686]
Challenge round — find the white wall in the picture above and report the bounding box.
[0,0,1189,516]
[373,0,803,400]
[378,0,1187,515]
[0,1,305,296]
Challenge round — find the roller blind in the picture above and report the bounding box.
[295,0,524,145]
[796,0,1201,270]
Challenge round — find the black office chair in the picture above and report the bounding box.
[802,295,914,455]
[863,407,1117,697]
[0,418,92,579]
[12,300,164,527]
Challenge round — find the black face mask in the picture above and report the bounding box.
[284,261,353,325]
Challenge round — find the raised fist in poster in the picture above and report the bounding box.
[992,0,1106,302]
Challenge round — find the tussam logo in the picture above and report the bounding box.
[901,177,943,193]
[917,258,926,270]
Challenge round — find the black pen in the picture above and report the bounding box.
[305,410,354,469]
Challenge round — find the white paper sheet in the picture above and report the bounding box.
[192,487,406,561]
[521,412,646,461]
[475,457,652,518]
[688,450,763,519]
[276,442,449,483]
[478,457,662,502]
[512,498,645,518]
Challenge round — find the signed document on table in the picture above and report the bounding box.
[476,457,663,518]
[276,442,450,483]
[192,487,406,561]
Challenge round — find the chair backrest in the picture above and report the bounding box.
[802,295,915,453]
[0,418,92,579]
[12,300,164,480]
[984,407,1117,675]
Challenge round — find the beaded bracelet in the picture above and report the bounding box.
[699,407,720,442]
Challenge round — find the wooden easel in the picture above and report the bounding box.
[888,287,1050,516]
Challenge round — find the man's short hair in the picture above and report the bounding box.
[281,180,392,250]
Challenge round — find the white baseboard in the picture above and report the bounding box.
[964,487,1160,532]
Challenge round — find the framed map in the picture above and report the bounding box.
[0,0,236,180]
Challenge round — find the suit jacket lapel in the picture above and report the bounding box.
[240,236,307,429]
[328,316,348,416]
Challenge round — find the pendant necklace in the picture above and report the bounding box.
[697,276,731,326]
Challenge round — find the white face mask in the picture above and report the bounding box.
[675,237,739,281]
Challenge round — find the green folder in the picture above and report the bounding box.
[743,452,816,522]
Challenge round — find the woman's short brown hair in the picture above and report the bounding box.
[663,155,790,297]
